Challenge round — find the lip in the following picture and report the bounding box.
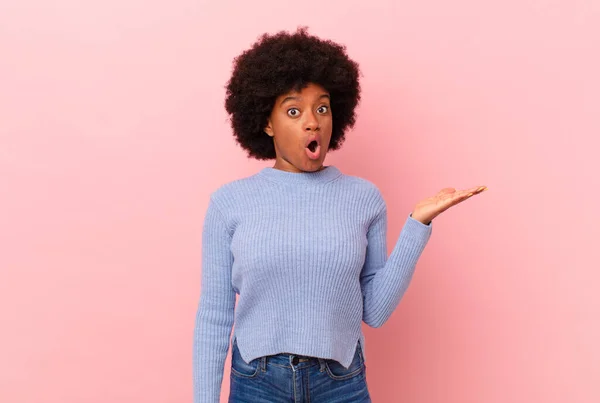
[305,134,321,148]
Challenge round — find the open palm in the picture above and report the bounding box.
[411,185,487,225]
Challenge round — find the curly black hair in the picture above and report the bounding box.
[224,27,361,160]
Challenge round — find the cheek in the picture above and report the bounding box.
[320,114,332,126]
[320,116,333,134]
[271,119,292,139]
[273,120,303,149]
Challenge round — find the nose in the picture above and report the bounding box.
[304,111,319,131]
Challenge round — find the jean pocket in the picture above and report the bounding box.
[230,340,261,378]
[323,345,365,381]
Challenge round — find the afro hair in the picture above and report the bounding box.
[224,27,361,160]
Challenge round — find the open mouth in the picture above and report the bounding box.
[307,140,318,152]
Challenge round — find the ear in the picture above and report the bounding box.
[264,119,274,137]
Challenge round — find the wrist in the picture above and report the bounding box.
[410,212,432,226]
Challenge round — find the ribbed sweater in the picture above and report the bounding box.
[193,165,433,402]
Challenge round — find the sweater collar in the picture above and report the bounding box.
[258,165,342,185]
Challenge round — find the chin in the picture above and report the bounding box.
[308,163,326,172]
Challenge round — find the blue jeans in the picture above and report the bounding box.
[228,338,371,402]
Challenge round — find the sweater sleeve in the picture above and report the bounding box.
[193,197,236,403]
[360,196,433,328]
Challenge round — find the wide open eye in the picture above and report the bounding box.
[287,108,300,117]
[317,105,329,114]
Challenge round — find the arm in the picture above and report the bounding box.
[193,197,236,403]
[360,199,432,328]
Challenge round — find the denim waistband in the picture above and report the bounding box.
[232,338,363,371]
[267,351,322,368]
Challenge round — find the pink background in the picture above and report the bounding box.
[1,1,598,402]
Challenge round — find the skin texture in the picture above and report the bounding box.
[264,83,332,173]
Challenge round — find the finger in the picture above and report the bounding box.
[439,186,487,205]
[461,186,488,200]
[442,186,486,198]
[461,185,487,196]
[451,188,475,199]
[439,191,471,208]
[451,187,482,202]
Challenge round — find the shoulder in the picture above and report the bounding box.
[339,172,385,203]
[208,171,264,209]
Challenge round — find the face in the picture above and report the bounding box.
[264,82,332,173]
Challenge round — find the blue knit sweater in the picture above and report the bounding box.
[193,165,433,402]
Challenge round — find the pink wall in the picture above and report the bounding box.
[1,1,598,402]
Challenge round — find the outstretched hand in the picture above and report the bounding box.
[411,185,488,225]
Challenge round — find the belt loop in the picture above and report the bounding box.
[261,356,267,372]
[318,357,326,372]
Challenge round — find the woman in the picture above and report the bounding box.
[193,27,486,403]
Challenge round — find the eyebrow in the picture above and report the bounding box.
[280,94,330,106]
